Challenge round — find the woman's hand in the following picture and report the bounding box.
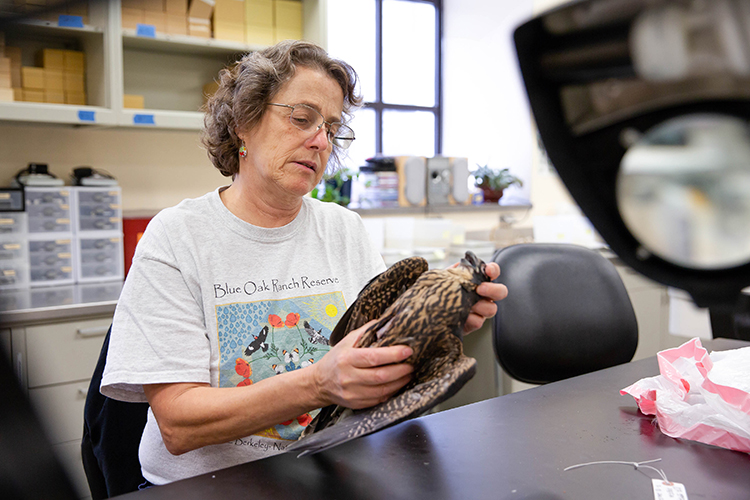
[463,261,508,334]
[311,321,414,410]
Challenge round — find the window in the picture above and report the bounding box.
[327,0,442,169]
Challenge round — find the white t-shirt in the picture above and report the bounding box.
[101,188,385,484]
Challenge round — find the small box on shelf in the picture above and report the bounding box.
[123,94,145,109]
[21,67,45,90]
[44,90,65,104]
[64,91,86,105]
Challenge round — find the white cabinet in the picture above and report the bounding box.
[10,315,112,500]
[0,0,324,130]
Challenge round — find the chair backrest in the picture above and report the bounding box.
[81,326,149,499]
[492,243,638,385]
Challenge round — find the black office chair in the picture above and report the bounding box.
[81,326,149,499]
[491,243,638,385]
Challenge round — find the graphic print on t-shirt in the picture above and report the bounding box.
[216,292,346,441]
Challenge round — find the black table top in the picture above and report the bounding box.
[119,338,750,500]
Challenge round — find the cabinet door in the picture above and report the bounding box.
[25,317,110,388]
[28,380,90,444]
[53,439,91,500]
[1,328,9,363]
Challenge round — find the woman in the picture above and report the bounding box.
[101,40,507,486]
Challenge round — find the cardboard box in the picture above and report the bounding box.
[63,72,85,92]
[21,67,45,89]
[44,69,64,90]
[0,57,10,73]
[121,0,144,9]
[63,50,85,73]
[12,88,22,101]
[274,0,302,31]
[22,89,45,102]
[38,48,65,70]
[214,22,245,42]
[143,0,165,12]
[122,7,145,29]
[0,72,10,88]
[246,26,274,45]
[246,0,272,26]
[0,87,12,101]
[166,14,188,35]
[123,94,145,109]
[144,11,167,32]
[203,80,219,101]
[5,47,22,87]
[188,0,214,20]
[64,91,86,105]
[166,0,187,14]
[44,89,65,104]
[214,0,244,22]
[246,0,273,45]
[5,46,22,66]
[188,17,211,37]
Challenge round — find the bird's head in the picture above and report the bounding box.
[457,251,491,286]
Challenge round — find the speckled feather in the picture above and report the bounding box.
[287,251,490,457]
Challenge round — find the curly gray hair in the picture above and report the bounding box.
[202,40,361,177]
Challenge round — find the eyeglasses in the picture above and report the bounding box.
[268,103,356,150]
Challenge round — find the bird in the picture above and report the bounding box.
[286,251,491,457]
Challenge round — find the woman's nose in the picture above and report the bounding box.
[307,125,331,150]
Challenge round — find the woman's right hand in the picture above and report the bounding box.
[310,320,414,409]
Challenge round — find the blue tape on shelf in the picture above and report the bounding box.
[58,15,84,28]
[136,24,157,38]
[78,110,96,122]
[133,114,155,125]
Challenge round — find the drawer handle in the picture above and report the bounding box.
[77,326,109,338]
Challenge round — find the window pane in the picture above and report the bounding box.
[327,0,377,103]
[382,0,436,106]
[382,110,435,157]
[339,107,376,170]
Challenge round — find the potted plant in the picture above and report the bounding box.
[472,165,523,203]
[311,168,358,206]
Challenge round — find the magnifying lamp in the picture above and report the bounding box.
[514,0,750,317]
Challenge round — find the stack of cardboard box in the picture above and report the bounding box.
[122,0,188,36]
[18,48,85,105]
[243,0,302,45]
[0,33,13,102]
[245,0,274,45]
[272,0,302,43]
[120,0,302,44]
[188,0,214,38]
[214,0,245,43]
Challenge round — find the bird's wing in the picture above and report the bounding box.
[328,256,428,346]
[287,354,477,457]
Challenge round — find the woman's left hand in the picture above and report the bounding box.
[464,262,507,334]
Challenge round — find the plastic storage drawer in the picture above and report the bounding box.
[0,235,30,289]
[0,211,27,236]
[73,187,122,233]
[27,235,74,287]
[75,233,124,282]
[25,187,73,234]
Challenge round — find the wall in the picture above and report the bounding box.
[442,0,578,231]
[0,123,226,213]
[0,1,572,220]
